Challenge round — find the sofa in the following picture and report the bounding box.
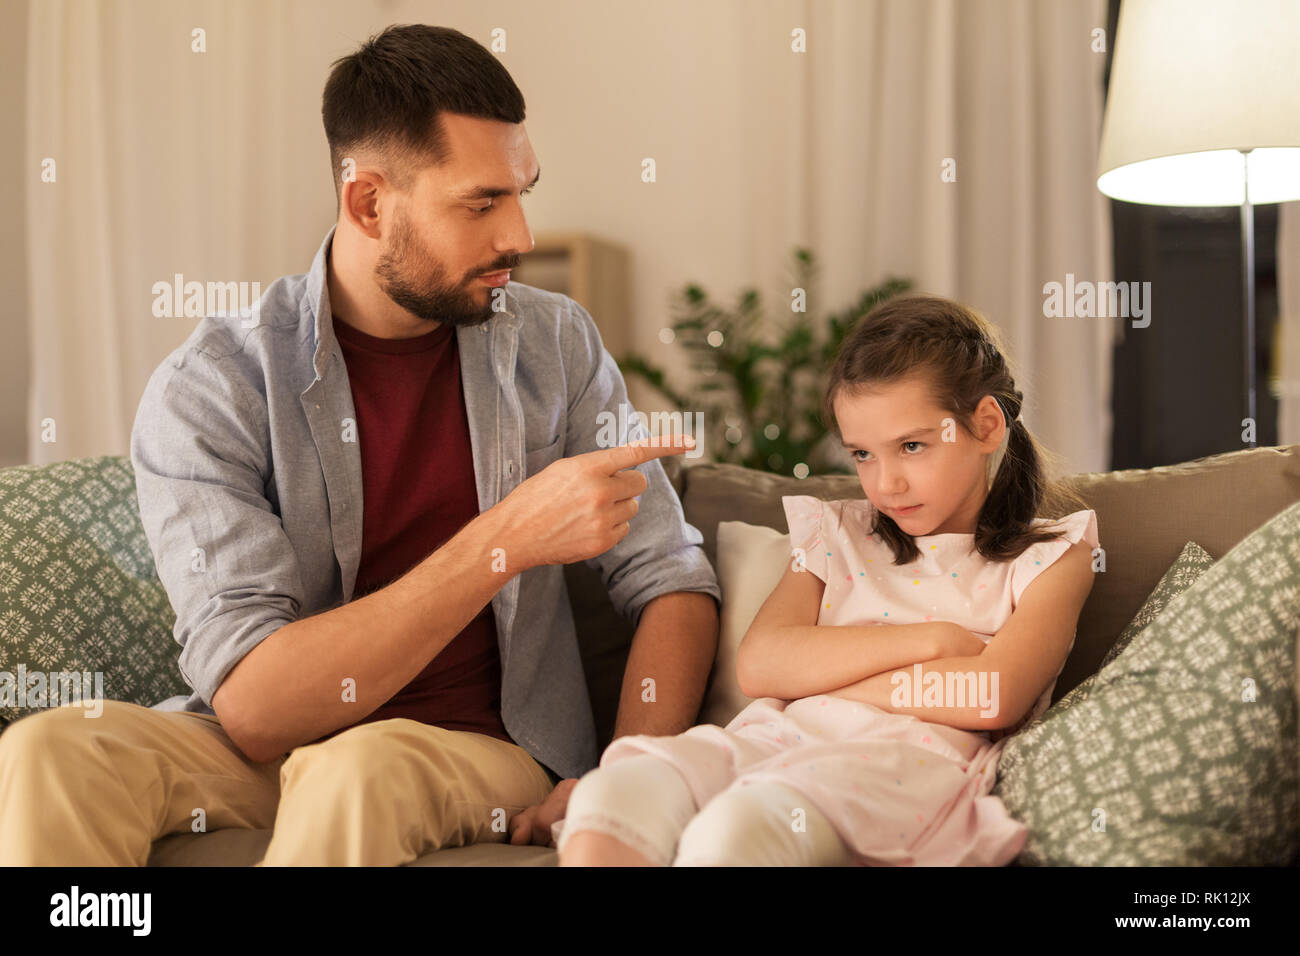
[1,443,1297,865]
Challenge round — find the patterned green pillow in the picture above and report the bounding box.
[0,456,188,727]
[993,502,1300,865]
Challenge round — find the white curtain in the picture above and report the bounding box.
[737,0,1113,476]
[25,0,1113,475]
[24,0,340,465]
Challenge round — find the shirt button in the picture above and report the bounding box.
[507,461,515,475]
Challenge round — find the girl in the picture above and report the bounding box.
[555,293,1099,866]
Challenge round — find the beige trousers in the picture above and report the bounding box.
[0,699,554,865]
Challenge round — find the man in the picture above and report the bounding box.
[0,24,719,866]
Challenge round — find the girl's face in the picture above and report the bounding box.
[834,376,1007,536]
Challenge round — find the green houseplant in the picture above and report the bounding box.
[617,249,912,476]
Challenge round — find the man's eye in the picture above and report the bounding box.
[473,188,532,215]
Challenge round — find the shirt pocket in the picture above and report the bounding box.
[524,433,563,478]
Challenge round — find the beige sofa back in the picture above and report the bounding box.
[567,444,1300,752]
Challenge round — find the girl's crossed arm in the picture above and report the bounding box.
[825,541,1097,732]
[823,655,998,730]
[737,562,966,700]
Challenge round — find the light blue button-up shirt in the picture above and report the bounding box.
[130,226,721,779]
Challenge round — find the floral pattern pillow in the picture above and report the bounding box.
[0,456,187,727]
[994,509,1299,865]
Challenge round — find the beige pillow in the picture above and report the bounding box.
[699,520,793,727]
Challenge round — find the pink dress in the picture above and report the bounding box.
[598,495,1100,866]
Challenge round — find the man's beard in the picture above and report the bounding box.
[374,214,517,327]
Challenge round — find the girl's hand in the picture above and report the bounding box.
[939,622,989,658]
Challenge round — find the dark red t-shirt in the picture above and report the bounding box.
[325,313,511,744]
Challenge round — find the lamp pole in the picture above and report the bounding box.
[1240,147,1257,448]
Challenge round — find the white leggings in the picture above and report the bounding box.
[556,754,855,866]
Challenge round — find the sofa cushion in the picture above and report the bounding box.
[0,456,188,727]
[698,519,790,727]
[1098,541,1215,670]
[679,444,1300,703]
[992,500,1300,865]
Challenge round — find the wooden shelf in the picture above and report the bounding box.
[511,232,631,358]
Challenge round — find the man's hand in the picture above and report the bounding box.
[507,777,580,847]
[495,435,695,571]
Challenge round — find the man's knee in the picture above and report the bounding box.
[278,720,440,804]
[0,700,129,763]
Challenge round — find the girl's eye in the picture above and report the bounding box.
[852,441,924,463]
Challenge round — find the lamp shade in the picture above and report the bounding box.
[1097,0,1300,206]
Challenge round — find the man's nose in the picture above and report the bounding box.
[497,201,534,257]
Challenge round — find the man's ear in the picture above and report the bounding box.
[338,169,387,240]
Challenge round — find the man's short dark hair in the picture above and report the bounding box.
[321,24,526,201]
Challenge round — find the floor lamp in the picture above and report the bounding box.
[1095,0,1300,449]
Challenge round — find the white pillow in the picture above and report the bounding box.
[699,519,796,727]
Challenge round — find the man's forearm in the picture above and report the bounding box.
[824,655,1007,732]
[611,591,719,740]
[214,504,521,762]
